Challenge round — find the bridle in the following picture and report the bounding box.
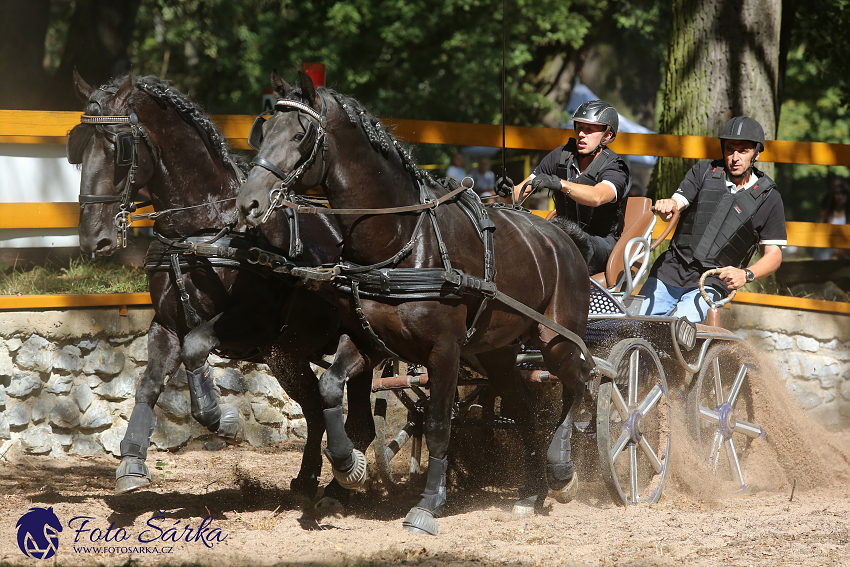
[74,111,158,248]
[249,98,328,225]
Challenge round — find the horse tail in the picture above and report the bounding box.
[549,217,590,264]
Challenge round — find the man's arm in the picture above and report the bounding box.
[514,175,617,205]
[716,245,783,290]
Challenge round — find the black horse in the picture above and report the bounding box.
[68,71,374,504]
[237,71,591,535]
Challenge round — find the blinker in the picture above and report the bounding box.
[115,132,134,167]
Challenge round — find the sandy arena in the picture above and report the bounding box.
[1,350,849,567]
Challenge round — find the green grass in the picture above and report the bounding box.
[0,256,147,295]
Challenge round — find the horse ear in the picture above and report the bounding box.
[271,69,291,99]
[72,68,93,103]
[298,71,320,108]
[111,71,135,110]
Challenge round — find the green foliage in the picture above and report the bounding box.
[0,256,147,296]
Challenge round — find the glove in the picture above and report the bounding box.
[531,173,563,193]
[495,176,514,198]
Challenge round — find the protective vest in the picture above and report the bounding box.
[553,139,628,239]
[672,161,776,269]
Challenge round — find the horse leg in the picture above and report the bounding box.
[182,314,246,444]
[318,334,370,490]
[116,321,181,495]
[264,352,326,500]
[539,330,589,504]
[402,343,460,536]
[477,347,548,516]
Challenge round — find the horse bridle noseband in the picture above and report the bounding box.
[250,98,328,225]
[76,111,158,248]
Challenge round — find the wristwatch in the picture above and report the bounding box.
[744,269,755,282]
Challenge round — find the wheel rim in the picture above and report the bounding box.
[372,388,425,489]
[597,339,671,506]
[688,344,764,491]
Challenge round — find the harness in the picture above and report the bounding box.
[553,139,627,238]
[672,162,775,269]
[247,98,594,365]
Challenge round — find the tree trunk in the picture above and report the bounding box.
[650,0,782,200]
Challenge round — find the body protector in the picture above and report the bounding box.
[553,138,628,239]
[672,160,776,269]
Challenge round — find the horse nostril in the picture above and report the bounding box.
[248,200,260,216]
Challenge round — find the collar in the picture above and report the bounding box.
[725,170,758,194]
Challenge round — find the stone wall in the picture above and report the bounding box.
[0,308,307,460]
[721,303,850,430]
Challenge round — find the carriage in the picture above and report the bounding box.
[366,197,767,506]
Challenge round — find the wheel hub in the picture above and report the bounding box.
[625,409,643,444]
[716,402,736,440]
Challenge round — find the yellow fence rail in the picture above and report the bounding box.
[2,110,849,315]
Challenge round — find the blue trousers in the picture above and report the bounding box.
[639,277,722,323]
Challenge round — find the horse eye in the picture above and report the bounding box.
[294,133,304,142]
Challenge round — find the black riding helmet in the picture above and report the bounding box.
[719,116,765,153]
[572,100,619,155]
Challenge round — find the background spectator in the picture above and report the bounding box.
[470,157,496,198]
[814,177,850,260]
[445,152,467,183]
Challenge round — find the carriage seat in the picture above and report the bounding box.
[591,197,656,292]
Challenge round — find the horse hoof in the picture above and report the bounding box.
[115,458,151,495]
[313,496,345,518]
[291,477,320,500]
[332,448,367,490]
[512,495,538,517]
[548,472,578,504]
[217,404,246,445]
[402,507,439,536]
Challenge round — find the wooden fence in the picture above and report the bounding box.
[1,110,849,315]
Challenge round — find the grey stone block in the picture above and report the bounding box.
[157,390,190,421]
[215,368,244,393]
[15,335,54,373]
[94,368,139,400]
[31,399,47,422]
[7,372,43,397]
[287,401,304,419]
[77,339,97,352]
[83,341,126,376]
[5,338,22,352]
[251,403,285,424]
[168,367,188,388]
[0,385,6,408]
[774,334,793,350]
[125,336,148,363]
[246,371,284,400]
[73,384,94,411]
[788,384,823,409]
[0,413,9,440]
[50,398,81,429]
[290,418,308,440]
[797,336,820,353]
[44,374,73,395]
[72,435,104,456]
[208,352,227,366]
[100,424,127,456]
[151,421,192,450]
[53,346,83,373]
[80,403,112,429]
[54,432,73,447]
[20,425,53,454]
[0,344,14,377]
[245,422,285,447]
[6,403,30,427]
[204,439,227,451]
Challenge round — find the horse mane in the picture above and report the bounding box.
[284,86,436,187]
[78,74,248,175]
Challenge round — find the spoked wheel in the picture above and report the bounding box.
[372,387,426,490]
[687,343,765,492]
[597,339,672,506]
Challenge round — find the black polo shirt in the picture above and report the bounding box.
[650,162,787,294]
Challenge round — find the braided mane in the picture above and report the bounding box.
[284,86,436,187]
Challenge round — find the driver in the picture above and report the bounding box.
[640,116,787,322]
[497,100,631,275]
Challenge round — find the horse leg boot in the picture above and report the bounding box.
[182,319,246,444]
[116,321,180,495]
[546,374,584,503]
[115,404,157,494]
[402,456,448,535]
[318,335,369,490]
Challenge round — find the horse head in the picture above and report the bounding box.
[238,70,331,227]
[70,70,161,256]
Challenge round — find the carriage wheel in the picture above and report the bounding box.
[372,388,426,490]
[687,343,765,492]
[597,339,672,506]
